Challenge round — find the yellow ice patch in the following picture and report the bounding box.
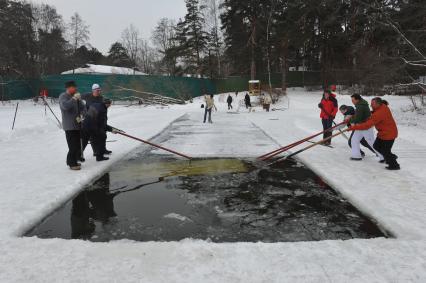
[112,159,249,181]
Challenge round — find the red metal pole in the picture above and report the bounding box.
[117,132,192,160]
[269,130,348,165]
[258,121,346,161]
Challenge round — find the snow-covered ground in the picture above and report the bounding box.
[0,90,425,282]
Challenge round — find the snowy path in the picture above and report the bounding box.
[158,111,278,157]
[0,94,425,282]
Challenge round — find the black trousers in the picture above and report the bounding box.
[82,129,106,157]
[228,103,233,110]
[204,108,212,123]
[348,131,376,154]
[374,139,399,167]
[322,118,334,141]
[81,130,93,154]
[65,130,82,167]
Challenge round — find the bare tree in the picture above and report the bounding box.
[202,0,223,76]
[152,18,176,54]
[121,24,140,65]
[32,4,64,34]
[68,13,90,52]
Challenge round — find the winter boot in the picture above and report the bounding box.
[104,150,112,155]
[70,165,81,171]
[386,164,401,170]
[96,156,110,162]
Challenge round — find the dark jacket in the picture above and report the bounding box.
[82,93,104,110]
[83,102,112,133]
[345,106,355,116]
[245,94,251,103]
[59,92,85,131]
[227,95,233,104]
[350,99,371,124]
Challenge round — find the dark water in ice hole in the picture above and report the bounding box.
[26,154,386,243]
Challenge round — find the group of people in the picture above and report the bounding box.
[59,81,117,171]
[319,86,400,170]
[226,92,253,110]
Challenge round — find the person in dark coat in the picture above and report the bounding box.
[82,84,106,155]
[59,81,86,170]
[82,100,113,162]
[245,93,251,109]
[318,90,338,145]
[227,94,233,110]
[82,84,104,109]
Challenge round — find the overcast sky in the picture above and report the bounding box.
[32,0,187,54]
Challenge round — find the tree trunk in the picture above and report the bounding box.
[281,40,288,94]
[250,21,256,80]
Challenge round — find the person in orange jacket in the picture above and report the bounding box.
[318,90,338,145]
[349,97,400,170]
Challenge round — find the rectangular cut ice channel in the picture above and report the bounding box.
[25,155,388,243]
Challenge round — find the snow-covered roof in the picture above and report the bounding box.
[249,80,260,83]
[61,64,146,75]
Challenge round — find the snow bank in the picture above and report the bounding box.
[61,64,146,75]
[0,91,425,282]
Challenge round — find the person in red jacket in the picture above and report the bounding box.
[350,97,400,170]
[318,90,338,145]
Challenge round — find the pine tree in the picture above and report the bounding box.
[178,0,209,75]
[107,42,134,68]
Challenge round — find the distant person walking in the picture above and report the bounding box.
[264,94,272,112]
[350,98,400,170]
[245,93,251,109]
[204,94,217,123]
[227,94,233,110]
[318,90,338,145]
[59,81,86,171]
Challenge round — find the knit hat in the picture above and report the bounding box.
[65,81,77,88]
[92,84,101,91]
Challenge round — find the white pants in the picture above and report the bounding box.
[351,128,383,159]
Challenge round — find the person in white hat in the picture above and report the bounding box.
[81,83,106,158]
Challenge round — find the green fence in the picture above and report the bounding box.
[215,72,322,93]
[0,71,322,101]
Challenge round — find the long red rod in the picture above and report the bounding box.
[258,121,346,161]
[117,132,192,160]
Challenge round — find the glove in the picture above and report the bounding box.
[112,128,125,134]
[76,115,84,124]
[318,103,323,109]
[72,93,81,101]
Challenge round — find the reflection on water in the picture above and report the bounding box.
[26,156,387,242]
